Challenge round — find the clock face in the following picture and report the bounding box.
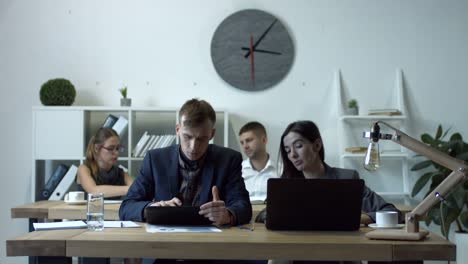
[211,9,294,92]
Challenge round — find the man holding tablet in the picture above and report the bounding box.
[119,98,251,227]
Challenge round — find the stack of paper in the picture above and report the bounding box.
[33,221,87,231]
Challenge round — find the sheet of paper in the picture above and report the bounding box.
[33,220,87,231]
[104,200,122,204]
[104,221,140,228]
[145,224,222,233]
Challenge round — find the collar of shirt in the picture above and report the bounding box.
[242,157,276,173]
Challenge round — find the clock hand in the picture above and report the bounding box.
[250,34,255,84]
[244,19,278,58]
[241,47,282,55]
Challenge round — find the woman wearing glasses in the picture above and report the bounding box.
[78,127,134,199]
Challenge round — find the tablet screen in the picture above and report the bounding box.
[144,206,213,226]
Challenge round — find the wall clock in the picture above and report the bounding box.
[211,9,294,92]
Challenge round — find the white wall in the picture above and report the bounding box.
[2,1,468,263]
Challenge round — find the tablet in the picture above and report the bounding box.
[144,206,213,226]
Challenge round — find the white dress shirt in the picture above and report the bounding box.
[241,157,279,202]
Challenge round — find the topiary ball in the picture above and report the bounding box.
[40,78,76,106]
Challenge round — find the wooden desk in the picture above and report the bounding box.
[11,201,121,220]
[7,224,455,261]
[12,201,266,221]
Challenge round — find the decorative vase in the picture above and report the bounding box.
[120,98,132,107]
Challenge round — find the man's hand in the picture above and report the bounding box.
[150,197,182,207]
[360,213,373,225]
[199,186,232,225]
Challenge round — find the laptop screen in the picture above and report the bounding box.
[266,178,364,231]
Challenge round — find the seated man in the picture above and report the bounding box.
[239,121,278,203]
[120,97,251,226]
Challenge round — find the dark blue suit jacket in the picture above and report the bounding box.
[119,144,252,224]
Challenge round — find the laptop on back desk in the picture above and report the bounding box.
[266,178,364,231]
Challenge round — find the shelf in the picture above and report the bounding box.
[336,68,410,198]
[341,152,408,159]
[376,192,410,196]
[340,115,407,121]
[32,106,229,201]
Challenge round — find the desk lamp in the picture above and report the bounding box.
[362,121,468,240]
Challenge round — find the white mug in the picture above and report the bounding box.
[376,211,398,227]
[65,191,85,202]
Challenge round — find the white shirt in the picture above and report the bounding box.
[241,157,279,202]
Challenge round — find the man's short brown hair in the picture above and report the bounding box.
[239,121,267,137]
[179,98,216,127]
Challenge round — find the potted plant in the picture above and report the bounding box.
[40,78,76,106]
[119,86,131,107]
[347,99,359,115]
[411,125,468,240]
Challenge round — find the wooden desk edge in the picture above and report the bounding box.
[6,229,85,257]
[11,200,63,219]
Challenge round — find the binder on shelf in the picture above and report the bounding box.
[141,135,156,157]
[154,135,165,149]
[41,164,69,199]
[133,131,149,157]
[112,116,128,137]
[49,165,78,200]
[167,135,176,146]
[160,135,174,148]
[102,114,118,128]
[136,133,152,157]
[148,135,161,151]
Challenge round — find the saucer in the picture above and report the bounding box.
[368,223,405,229]
[64,200,87,205]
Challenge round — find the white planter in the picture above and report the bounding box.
[455,232,468,264]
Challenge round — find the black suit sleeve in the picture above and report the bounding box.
[222,151,252,225]
[119,151,156,221]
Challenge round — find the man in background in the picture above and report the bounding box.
[239,121,278,203]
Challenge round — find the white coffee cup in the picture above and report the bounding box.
[376,211,398,227]
[65,191,85,202]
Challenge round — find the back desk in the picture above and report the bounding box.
[11,200,266,221]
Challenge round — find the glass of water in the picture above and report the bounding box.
[87,192,104,231]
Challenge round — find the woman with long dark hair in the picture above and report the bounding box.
[279,120,400,225]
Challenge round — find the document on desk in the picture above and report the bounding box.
[104,200,123,204]
[104,221,140,228]
[33,220,87,231]
[145,224,222,233]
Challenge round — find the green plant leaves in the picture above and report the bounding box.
[421,133,434,145]
[411,172,436,197]
[411,160,433,171]
[40,78,76,106]
[435,125,443,140]
[461,211,468,229]
[412,124,468,234]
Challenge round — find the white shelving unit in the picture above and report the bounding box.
[335,69,411,200]
[31,106,229,201]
